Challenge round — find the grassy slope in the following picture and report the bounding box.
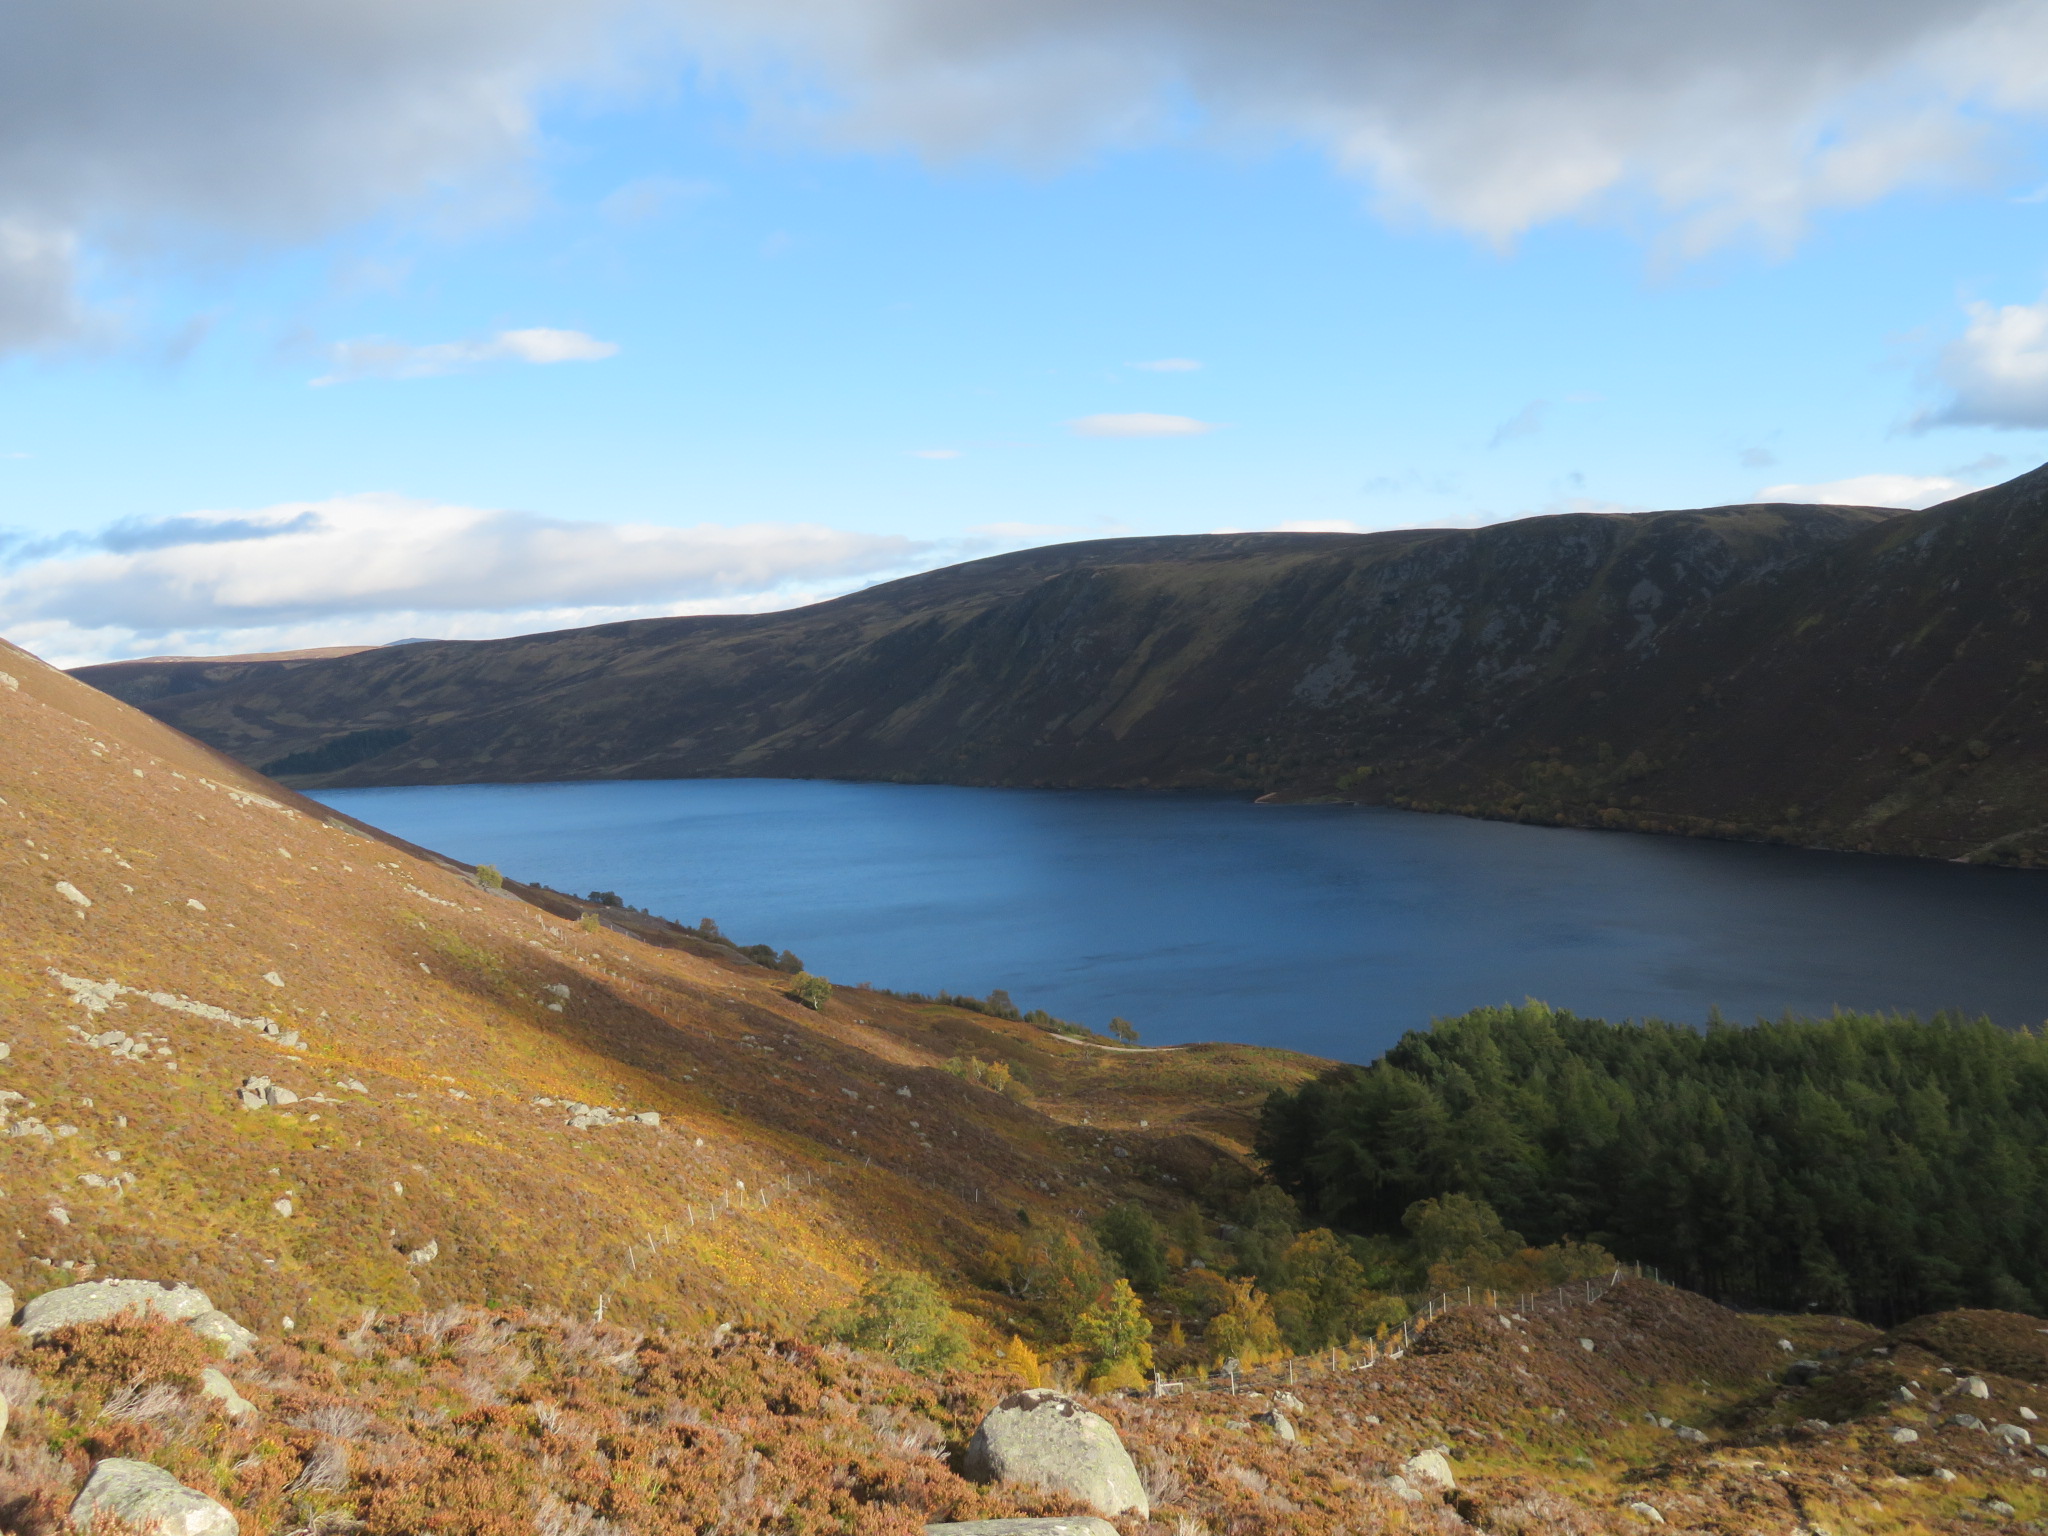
[0,634,1321,1343]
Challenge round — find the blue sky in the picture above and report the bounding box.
[6,0,2048,664]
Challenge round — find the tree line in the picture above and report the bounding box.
[1255,1001,2048,1322]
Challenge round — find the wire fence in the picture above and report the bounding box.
[1161,1260,1664,1397]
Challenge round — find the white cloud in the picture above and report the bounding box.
[5,2,2048,350]
[313,327,618,385]
[1918,293,2048,428]
[1071,412,1217,438]
[1131,358,1201,372]
[0,494,928,662]
[1760,472,1977,508]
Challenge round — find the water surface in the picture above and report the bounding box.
[313,779,2048,1063]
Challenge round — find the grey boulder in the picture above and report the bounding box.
[199,1369,257,1422]
[70,1458,237,1536]
[20,1280,213,1337]
[963,1391,1148,1519]
[1253,1408,1297,1442]
[1402,1449,1456,1490]
[187,1311,258,1358]
[924,1524,1119,1536]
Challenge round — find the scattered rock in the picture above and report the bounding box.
[633,1111,660,1126]
[1993,1422,2033,1447]
[1253,1409,1296,1442]
[199,1368,257,1421]
[237,1078,298,1110]
[1964,1376,1992,1399]
[1383,1475,1422,1502]
[69,1458,238,1536]
[271,1199,293,1217]
[1795,1419,1832,1433]
[1935,1468,1958,1482]
[19,1279,212,1337]
[923,1523,1118,1535]
[1578,1338,1595,1351]
[0,1279,14,1323]
[53,881,92,909]
[1988,1500,2017,1517]
[1273,1390,1305,1412]
[1673,1425,1708,1444]
[1785,1360,1822,1385]
[962,1390,1149,1518]
[1892,1428,1920,1444]
[1777,1339,1794,1352]
[2022,1407,2040,1422]
[405,1238,439,1265]
[187,1311,258,1358]
[1950,1414,1986,1431]
[1895,1385,1917,1403]
[1626,1502,1665,1524]
[1402,1449,1455,1491]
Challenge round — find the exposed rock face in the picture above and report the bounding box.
[69,1458,238,1536]
[19,1279,213,1337]
[962,1390,1149,1519]
[188,1310,258,1358]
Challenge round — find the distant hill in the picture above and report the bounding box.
[74,465,2048,862]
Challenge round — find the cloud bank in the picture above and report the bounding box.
[314,327,619,385]
[8,0,2048,347]
[1071,412,1216,438]
[0,495,927,664]
[1919,293,2048,429]
[1759,471,1979,508]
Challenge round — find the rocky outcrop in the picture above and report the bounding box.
[69,1458,238,1536]
[188,1310,258,1357]
[18,1279,213,1336]
[962,1391,1149,1519]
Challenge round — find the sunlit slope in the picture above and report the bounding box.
[0,636,1321,1337]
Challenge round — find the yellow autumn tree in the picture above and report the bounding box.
[1203,1277,1282,1368]
[1073,1277,1154,1393]
[1003,1334,1047,1388]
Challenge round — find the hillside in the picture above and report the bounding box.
[12,632,2048,1533]
[0,630,1323,1341]
[71,501,1894,810]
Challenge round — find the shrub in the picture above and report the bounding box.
[815,1270,969,1373]
[1109,1017,1140,1045]
[943,1056,1025,1100]
[1095,1204,1169,1293]
[774,949,805,975]
[1203,1278,1281,1368]
[578,912,602,933]
[475,865,504,889]
[789,974,832,1010]
[586,890,623,908]
[1073,1278,1153,1390]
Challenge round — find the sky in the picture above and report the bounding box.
[8,1,2048,665]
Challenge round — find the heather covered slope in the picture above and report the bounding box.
[77,502,1886,803]
[0,634,1320,1340]
[78,462,2048,863]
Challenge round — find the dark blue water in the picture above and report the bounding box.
[311,779,2048,1063]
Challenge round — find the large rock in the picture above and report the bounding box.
[70,1459,237,1536]
[187,1311,258,1358]
[962,1391,1149,1519]
[924,1524,1118,1535]
[0,1280,14,1324]
[1401,1449,1456,1491]
[20,1280,213,1337]
[1253,1408,1297,1442]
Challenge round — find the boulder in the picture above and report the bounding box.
[1672,1425,1708,1444]
[198,1369,257,1421]
[1253,1409,1297,1442]
[1993,1423,2033,1447]
[1273,1390,1305,1412]
[69,1459,237,1536]
[20,1280,213,1337]
[1891,1428,1920,1444]
[962,1391,1148,1519]
[188,1311,257,1358]
[924,1524,1119,1536]
[0,1280,14,1324]
[1964,1376,1991,1399]
[1626,1502,1666,1524]
[1401,1449,1455,1491]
